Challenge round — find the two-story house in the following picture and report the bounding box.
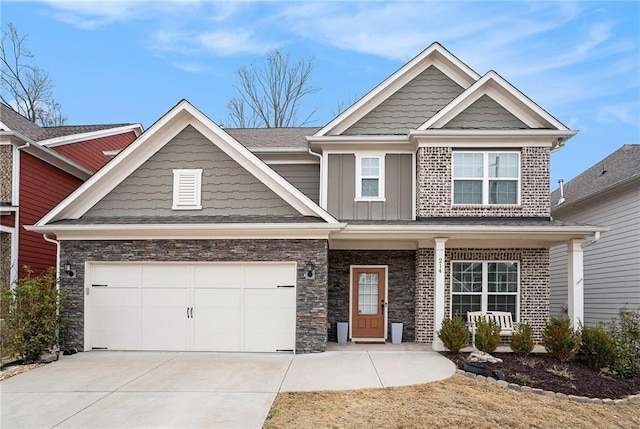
[0,103,142,286]
[29,43,603,353]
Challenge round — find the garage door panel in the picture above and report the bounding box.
[245,289,295,308]
[194,265,243,288]
[93,265,141,288]
[245,332,294,352]
[141,288,190,350]
[142,265,191,288]
[244,264,296,288]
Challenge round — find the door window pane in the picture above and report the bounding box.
[358,273,378,315]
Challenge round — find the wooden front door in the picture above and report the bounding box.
[351,267,386,338]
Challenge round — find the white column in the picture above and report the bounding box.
[567,239,584,328]
[433,238,448,351]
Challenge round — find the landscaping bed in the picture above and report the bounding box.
[442,351,640,399]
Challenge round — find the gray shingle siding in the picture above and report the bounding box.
[83,125,301,218]
[443,94,527,129]
[270,163,320,204]
[343,66,464,135]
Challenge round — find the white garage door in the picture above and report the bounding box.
[86,262,297,352]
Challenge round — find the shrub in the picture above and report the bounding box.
[609,308,640,379]
[0,267,66,363]
[475,318,500,353]
[510,322,535,356]
[541,315,580,361]
[577,322,614,370]
[437,314,468,352]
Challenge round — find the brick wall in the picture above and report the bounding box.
[415,247,549,343]
[416,146,550,217]
[327,250,416,342]
[59,239,328,353]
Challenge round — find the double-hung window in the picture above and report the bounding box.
[356,155,385,200]
[451,261,519,321]
[452,152,519,205]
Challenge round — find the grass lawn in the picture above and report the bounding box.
[264,374,640,429]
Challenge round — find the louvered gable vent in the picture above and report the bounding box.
[172,169,202,210]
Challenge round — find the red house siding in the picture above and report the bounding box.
[1,212,15,227]
[51,131,137,172]
[18,151,83,277]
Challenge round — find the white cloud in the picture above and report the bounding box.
[197,30,278,56]
[597,102,640,125]
[174,61,208,73]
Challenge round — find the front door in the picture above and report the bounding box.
[351,267,386,338]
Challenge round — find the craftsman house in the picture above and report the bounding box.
[29,43,603,353]
[0,103,142,286]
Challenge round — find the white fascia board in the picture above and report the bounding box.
[410,129,577,147]
[36,100,338,226]
[26,222,346,240]
[419,71,570,131]
[1,131,92,180]
[40,124,144,148]
[315,43,480,137]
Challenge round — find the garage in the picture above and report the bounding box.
[85,262,297,353]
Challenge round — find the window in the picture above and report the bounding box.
[451,261,519,321]
[356,155,385,200]
[453,152,519,205]
[172,169,202,210]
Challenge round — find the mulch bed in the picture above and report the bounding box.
[441,352,640,399]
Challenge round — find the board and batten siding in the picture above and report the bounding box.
[83,125,300,218]
[443,94,527,129]
[342,66,464,135]
[326,153,412,220]
[550,181,640,325]
[270,163,320,204]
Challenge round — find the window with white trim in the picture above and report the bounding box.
[452,152,519,205]
[356,155,384,200]
[451,261,519,321]
[172,169,202,210]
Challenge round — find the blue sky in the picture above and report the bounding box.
[3,1,639,187]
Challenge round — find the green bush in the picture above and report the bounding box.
[475,318,501,353]
[541,315,580,361]
[0,267,66,363]
[510,322,535,356]
[609,308,640,379]
[437,314,468,352]
[577,323,614,370]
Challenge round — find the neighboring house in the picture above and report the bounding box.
[550,144,640,325]
[0,103,142,286]
[29,43,603,354]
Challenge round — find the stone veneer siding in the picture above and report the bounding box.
[327,250,416,342]
[59,239,328,353]
[415,248,549,343]
[416,146,550,218]
[0,145,12,203]
[0,231,11,286]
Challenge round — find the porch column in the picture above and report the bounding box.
[567,239,584,328]
[433,238,447,351]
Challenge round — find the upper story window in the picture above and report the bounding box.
[356,155,385,200]
[452,152,519,205]
[172,169,202,210]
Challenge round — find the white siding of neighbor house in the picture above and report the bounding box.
[550,181,640,325]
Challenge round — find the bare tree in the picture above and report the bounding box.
[227,49,319,128]
[331,93,360,117]
[1,23,67,126]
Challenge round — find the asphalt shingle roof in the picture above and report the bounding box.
[225,127,320,149]
[551,144,640,209]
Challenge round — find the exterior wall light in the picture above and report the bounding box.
[64,261,76,278]
[304,261,316,280]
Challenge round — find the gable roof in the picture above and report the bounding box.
[419,70,570,131]
[36,100,339,226]
[0,103,43,140]
[314,42,481,136]
[551,144,640,210]
[226,127,320,149]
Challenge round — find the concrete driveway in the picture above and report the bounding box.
[1,348,455,429]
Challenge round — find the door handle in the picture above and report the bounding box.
[190,307,193,318]
[381,300,385,315]
[187,307,194,318]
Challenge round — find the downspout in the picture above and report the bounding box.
[42,234,61,289]
[582,231,600,249]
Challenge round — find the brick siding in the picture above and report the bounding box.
[59,239,328,353]
[415,248,549,343]
[416,146,550,218]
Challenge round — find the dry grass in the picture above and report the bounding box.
[264,374,640,429]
